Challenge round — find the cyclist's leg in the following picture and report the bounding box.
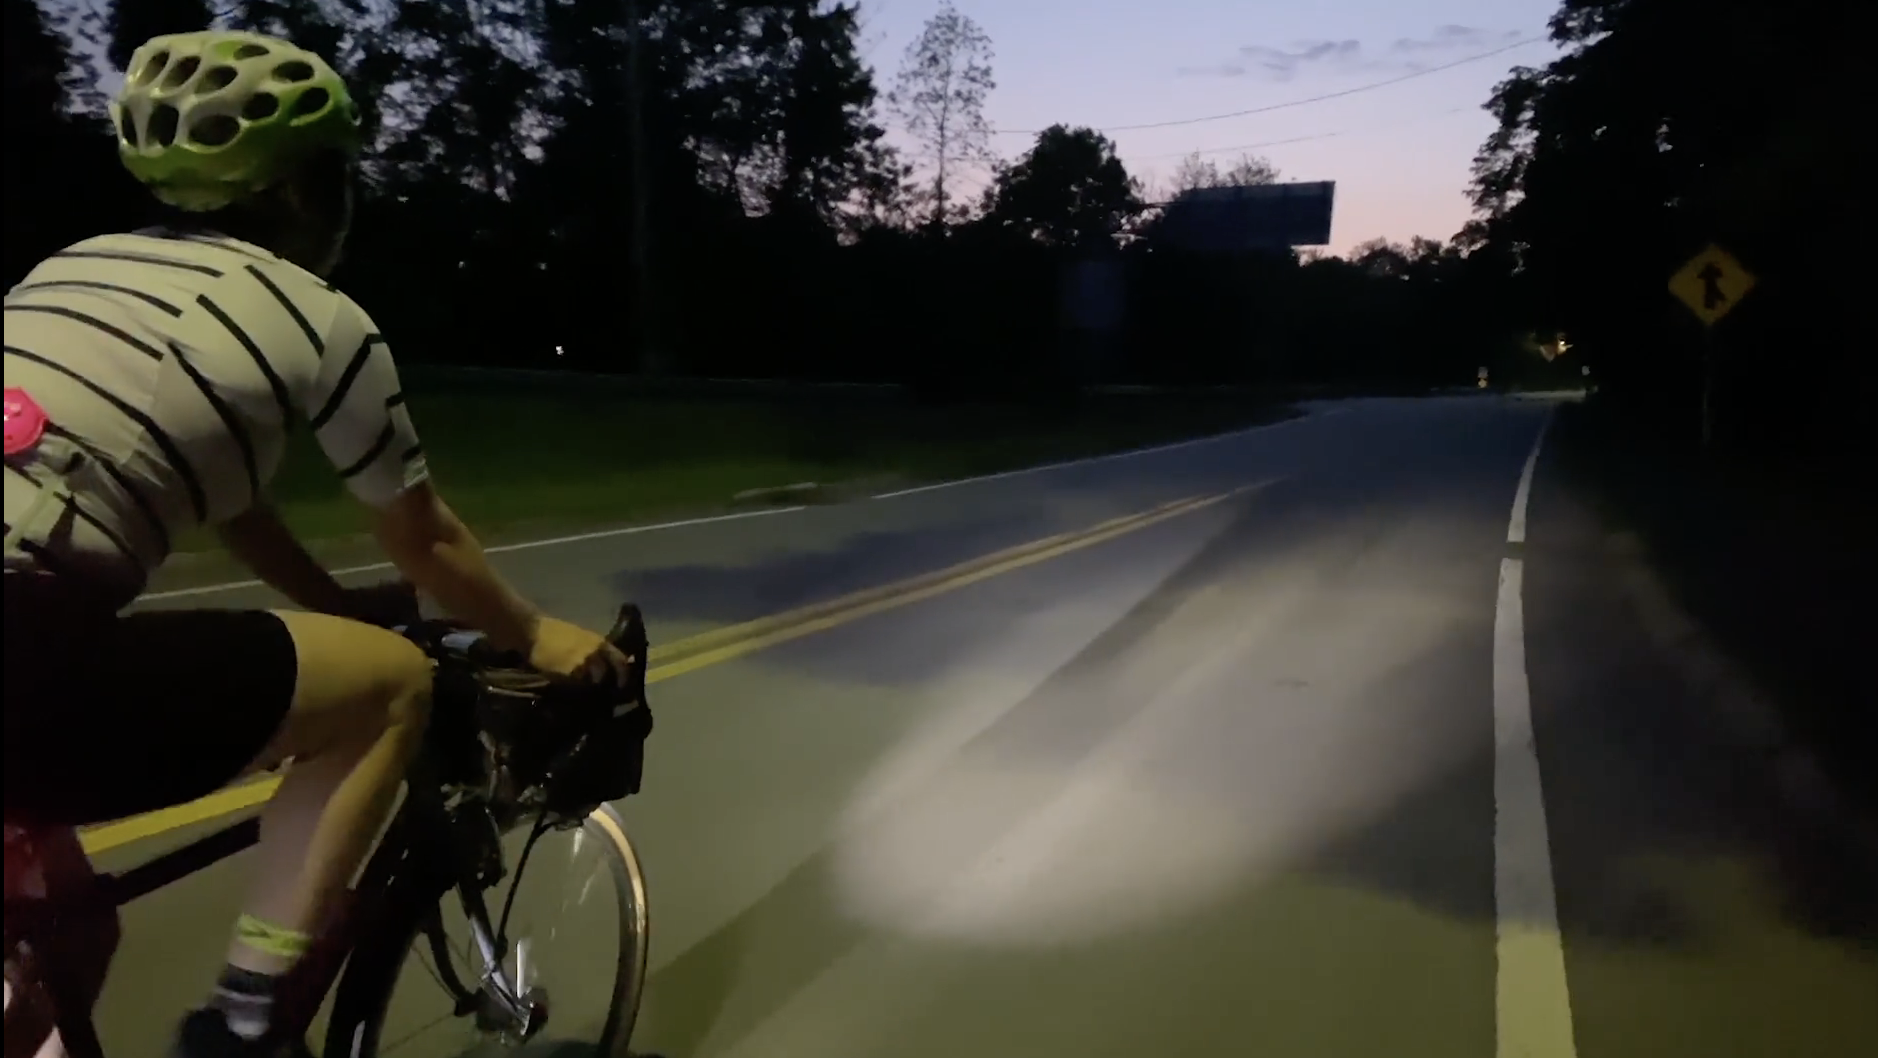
[227,609,432,953]
[188,609,433,1045]
[3,597,430,1052]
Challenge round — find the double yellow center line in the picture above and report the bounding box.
[80,486,1256,854]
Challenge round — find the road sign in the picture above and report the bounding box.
[1669,244,1756,326]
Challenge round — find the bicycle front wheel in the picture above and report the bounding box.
[322,802,649,1057]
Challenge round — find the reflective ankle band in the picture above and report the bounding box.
[232,914,312,959]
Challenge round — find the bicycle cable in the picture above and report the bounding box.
[493,807,555,956]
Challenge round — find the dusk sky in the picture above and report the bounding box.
[861,0,1564,254]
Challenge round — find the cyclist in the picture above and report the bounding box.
[3,29,630,1057]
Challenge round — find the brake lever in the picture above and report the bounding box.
[605,603,648,658]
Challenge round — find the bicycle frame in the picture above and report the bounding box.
[3,755,540,1058]
[6,604,649,1058]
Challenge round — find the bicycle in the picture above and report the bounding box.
[3,602,657,1058]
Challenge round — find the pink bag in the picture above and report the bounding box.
[2,389,47,458]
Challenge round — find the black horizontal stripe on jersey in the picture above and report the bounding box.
[4,304,165,361]
[3,462,142,567]
[244,264,325,357]
[400,443,424,464]
[4,345,208,523]
[196,294,296,426]
[170,344,261,503]
[11,280,184,317]
[53,249,222,276]
[337,420,396,480]
[41,421,172,555]
[309,334,386,431]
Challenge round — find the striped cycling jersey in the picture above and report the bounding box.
[3,228,429,606]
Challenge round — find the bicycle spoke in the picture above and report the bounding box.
[341,812,644,1056]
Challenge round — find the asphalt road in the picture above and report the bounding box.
[85,396,1877,1058]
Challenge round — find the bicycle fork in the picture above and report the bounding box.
[404,778,548,1044]
[423,882,548,1043]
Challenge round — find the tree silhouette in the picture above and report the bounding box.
[1167,151,1280,196]
[3,0,1591,395]
[105,0,215,71]
[981,124,1142,250]
[1467,0,1860,449]
[887,0,996,232]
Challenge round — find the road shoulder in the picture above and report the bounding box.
[1520,403,1878,1058]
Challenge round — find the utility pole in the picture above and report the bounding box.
[623,0,656,373]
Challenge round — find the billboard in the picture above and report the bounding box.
[1156,180,1336,252]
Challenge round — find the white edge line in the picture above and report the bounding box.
[140,505,808,601]
[1493,557,1577,1058]
[143,402,1336,602]
[869,411,1321,500]
[1494,411,1578,1058]
[1506,407,1556,544]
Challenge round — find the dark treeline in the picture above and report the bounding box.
[4,0,1856,441]
[1471,0,1862,461]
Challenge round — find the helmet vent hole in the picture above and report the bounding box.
[112,111,134,146]
[290,87,331,119]
[243,92,281,121]
[160,56,200,90]
[190,114,241,148]
[273,60,316,84]
[233,43,270,60]
[201,65,239,92]
[149,104,181,147]
[136,52,170,85]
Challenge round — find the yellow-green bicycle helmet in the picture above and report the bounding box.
[111,29,362,213]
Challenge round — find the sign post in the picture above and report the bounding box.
[1668,244,1757,447]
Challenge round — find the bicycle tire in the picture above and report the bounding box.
[320,802,650,1057]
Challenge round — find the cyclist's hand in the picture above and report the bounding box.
[339,580,422,628]
[528,614,631,687]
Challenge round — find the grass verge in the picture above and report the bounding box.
[180,386,1293,554]
[1548,398,1875,812]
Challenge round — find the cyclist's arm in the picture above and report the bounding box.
[373,482,540,652]
[308,298,539,652]
[216,502,351,614]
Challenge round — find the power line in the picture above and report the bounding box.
[997,36,1546,137]
[1133,131,1342,163]
[859,0,895,63]
[1126,106,1471,164]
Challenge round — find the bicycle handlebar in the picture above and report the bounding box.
[395,603,649,680]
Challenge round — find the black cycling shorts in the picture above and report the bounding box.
[3,573,298,827]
